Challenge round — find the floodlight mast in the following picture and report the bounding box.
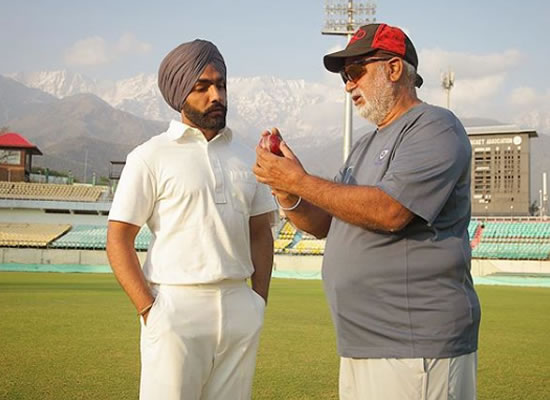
[322,0,377,161]
[441,67,455,109]
[543,172,548,218]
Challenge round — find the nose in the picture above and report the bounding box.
[208,85,225,104]
[345,80,356,93]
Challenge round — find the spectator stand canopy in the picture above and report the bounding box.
[0,132,42,182]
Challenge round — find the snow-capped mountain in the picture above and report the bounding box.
[228,76,347,142]
[9,69,550,136]
[8,70,98,99]
[7,69,357,149]
[5,70,362,178]
[101,73,177,122]
[3,70,550,197]
[7,70,176,121]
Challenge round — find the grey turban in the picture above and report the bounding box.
[158,39,226,112]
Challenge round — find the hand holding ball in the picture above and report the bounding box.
[259,130,283,156]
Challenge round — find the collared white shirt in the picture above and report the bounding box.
[109,120,277,284]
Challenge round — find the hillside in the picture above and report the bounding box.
[1,72,548,203]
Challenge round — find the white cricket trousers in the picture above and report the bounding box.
[339,351,477,400]
[139,279,265,400]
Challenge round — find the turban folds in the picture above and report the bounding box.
[158,39,226,112]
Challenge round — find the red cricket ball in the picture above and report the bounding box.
[260,132,283,156]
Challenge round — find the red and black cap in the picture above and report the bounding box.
[324,23,423,88]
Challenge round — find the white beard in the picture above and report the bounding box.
[354,66,396,126]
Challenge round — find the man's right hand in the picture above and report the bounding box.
[253,132,307,196]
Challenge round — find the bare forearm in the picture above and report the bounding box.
[249,219,274,304]
[253,143,412,233]
[106,227,154,311]
[276,194,332,238]
[292,175,412,232]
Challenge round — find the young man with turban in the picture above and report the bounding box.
[107,39,277,400]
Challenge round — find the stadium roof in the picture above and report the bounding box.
[466,125,538,138]
[0,132,42,155]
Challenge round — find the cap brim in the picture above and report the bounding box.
[323,48,377,72]
[324,47,425,88]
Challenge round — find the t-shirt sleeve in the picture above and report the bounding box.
[108,151,156,227]
[250,182,277,217]
[377,118,470,224]
[334,165,346,183]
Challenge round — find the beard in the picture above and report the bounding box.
[354,66,397,126]
[182,101,227,131]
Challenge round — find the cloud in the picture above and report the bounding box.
[64,36,109,66]
[422,73,507,111]
[64,33,152,67]
[414,47,527,119]
[507,87,550,131]
[116,33,152,55]
[509,86,542,107]
[419,48,521,80]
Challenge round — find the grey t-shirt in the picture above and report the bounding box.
[322,103,481,359]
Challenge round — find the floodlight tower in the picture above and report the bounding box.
[323,0,377,161]
[441,68,455,109]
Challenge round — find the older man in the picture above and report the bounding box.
[107,39,277,400]
[254,23,480,399]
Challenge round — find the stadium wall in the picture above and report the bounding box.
[0,248,146,266]
[0,208,108,225]
[2,249,550,277]
[471,259,550,275]
[274,254,323,272]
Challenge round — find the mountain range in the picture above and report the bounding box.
[1,71,351,179]
[1,70,549,203]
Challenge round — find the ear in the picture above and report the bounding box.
[387,57,404,84]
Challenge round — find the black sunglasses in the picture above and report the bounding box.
[339,57,392,84]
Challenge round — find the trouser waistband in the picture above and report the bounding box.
[149,279,247,290]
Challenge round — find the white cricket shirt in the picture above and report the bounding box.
[109,120,277,284]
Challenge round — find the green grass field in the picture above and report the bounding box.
[0,272,549,400]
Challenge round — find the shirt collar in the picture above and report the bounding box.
[165,120,232,143]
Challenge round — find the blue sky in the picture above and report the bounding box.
[1,0,548,128]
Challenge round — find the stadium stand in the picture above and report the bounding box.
[274,220,301,254]
[50,225,152,250]
[274,238,293,253]
[134,227,153,251]
[274,218,550,261]
[472,220,550,260]
[468,220,480,240]
[469,220,484,248]
[481,221,550,239]
[1,218,549,261]
[291,238,325,255]
[283,231,323,255]
[472,242,550,260]
[0,223,71,247]
[0,182,104,202]
[277,220,296,240]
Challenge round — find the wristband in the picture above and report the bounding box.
[275,195,302,211]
